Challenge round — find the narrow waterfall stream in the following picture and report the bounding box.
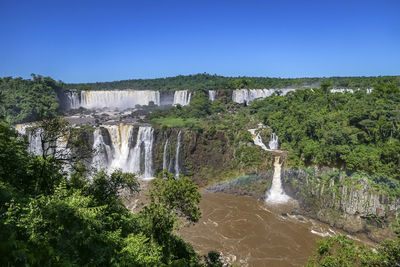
[208,90,216,101]
[162,139,169,171]
[92,128,113,171]
[269,132,279,150]
[175,131,182,177]
[266,156,290,204]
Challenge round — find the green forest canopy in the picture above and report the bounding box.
[63,73,400,91]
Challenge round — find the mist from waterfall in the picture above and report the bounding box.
[175,131,182,178]
[173,90,191,106]
[266,157,290,204]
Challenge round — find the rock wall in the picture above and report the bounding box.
[282,169,400,242]
[152,127,273,186]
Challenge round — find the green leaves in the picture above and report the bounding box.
[252,83,400,180]
[307,235,400,267]
[0,75,61,124]
[149,171,201,224]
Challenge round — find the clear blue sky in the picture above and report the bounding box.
[0,0,399,83]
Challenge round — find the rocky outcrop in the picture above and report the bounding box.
[282,169,400,242]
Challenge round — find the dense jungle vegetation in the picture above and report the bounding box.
[2,74,400,265]
[1,74,399,124]
[64,73,400,90]
[0,75,62,124]
[0,105,225,265]
[149,82,400,181]
[250,82,400,180]
[307,234,400,266]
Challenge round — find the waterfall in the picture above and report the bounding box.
[162,139,170,170]
[15,124,44,156]
[330,88,354,93]
[208,90,216,101]
[248,128,290,203]
[128,126,154,179]
[15,124,70,159]
[232,89,249,104]
[173,90,191,106]
[269,133,279,150]
[248,129,269,151]
[80,90,161,109]
[16,123,155,178]
[28,128,44,155]
[104,124,133,171]
[102,124,154,179]
[92,128,113,171]
[175,131,182,178]
[266,157,290,204]
[232,89,297,104]
[248,128,279,152]
[66,91,80,109]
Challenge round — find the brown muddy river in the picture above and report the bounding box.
[179,192,371,267]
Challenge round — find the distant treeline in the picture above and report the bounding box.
[64,73,400,91]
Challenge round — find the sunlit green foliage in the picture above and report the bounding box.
[0,74,62,124]
[307,234,400,266]
[250,83,400,179]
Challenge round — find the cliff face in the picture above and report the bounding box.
[152,127,273,186]
[282,169,400,242]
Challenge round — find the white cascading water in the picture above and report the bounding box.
[269,132,279,150]
[173,90,191,106]
[175,131,182,178]
[128,126,154,179]
[248,129,269,151]
[104,124,133,171]
[80,90,161,109]
[102,124,154,179]
[232,89,296,104]
[248,128,290,204]
[208,90,216,101]
[15,124,48,156]
[92,128,113,171]
[15,125,71,172]
[67,91,80,109]
[16,123,155,178]
[266,156,290,204]
[27,128,44,155]
[330,88,354,94]
[162,139,170,171]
